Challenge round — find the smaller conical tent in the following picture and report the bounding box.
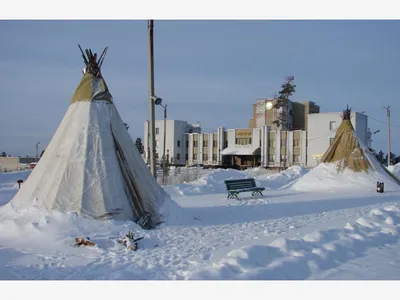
[293,106,400,191]
[9,46,177,228]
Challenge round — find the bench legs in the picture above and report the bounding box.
[227,190,263,200]
[251,191,263,197]
[227,192,239,200]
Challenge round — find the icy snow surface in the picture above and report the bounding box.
[1,166,400,280]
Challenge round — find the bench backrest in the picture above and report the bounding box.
[224,178,256,190]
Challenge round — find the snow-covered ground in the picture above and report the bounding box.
[387,162,400,178]
[1,166,400,280]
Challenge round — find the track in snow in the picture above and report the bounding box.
[1,188,399,280]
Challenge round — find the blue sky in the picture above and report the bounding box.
[0,20,399,156]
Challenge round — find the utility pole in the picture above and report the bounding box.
[36,142,40,162]
[148,20,156,178]
[161,104,167,185]
[384,106,391,166]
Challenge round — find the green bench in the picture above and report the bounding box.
[224,178,265,200]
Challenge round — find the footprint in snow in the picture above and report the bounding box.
[201,253,211,260]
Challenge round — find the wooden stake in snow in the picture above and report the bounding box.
[117,231,144,251]
[74,237,96,247]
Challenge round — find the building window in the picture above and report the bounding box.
[212,153,217,161]
[213,140,217,147]
[176,153,180,160]
[203,153,208,161]
[293,155,300,162]
[177,140,181,147]
[193,141,198,147]
[330,138,335,145]
[186,140,189,148]
[225,141,228,148]
[185,153,188,160]
[268,139,274,147]
[280,139,287,148]
[203,140,208,147]
[268,154,275,162]
[193,153,198,160]
[156,128,159,135]
[236,138,252,145]
[294,139,300,147]
[281,154,287,160]
[268,146,275,153]
[329,121,336,131]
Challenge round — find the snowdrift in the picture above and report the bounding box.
[292,163,400,192]
[166,166,307,197]
[388,163,400,178]
[188,204,400,280]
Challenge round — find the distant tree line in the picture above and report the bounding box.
[369,148,400,166]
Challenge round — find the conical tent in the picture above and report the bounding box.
[10,46,173,228]
[293,106,400,191]
[320,106,400,182]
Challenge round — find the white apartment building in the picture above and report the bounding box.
[184,126,307,168]
[144,121,307,168]
[143,120,201,165]
[143,111,371,169]
[306,111,371,167]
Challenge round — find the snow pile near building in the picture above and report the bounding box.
[251,165,309,190]
[167,166,308,197]
[187,204,400,279]
[387,163,400,178]
[292,163,400,192]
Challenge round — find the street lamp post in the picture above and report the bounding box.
[155,100,167,185]
[167,149,170,165]
[36,142,40,162]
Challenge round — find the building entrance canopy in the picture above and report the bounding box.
[221,146,261,156]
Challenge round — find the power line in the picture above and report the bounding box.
[366,114,400,129]
[308,131,334,141]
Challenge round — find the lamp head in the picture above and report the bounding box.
[151,95,162,105]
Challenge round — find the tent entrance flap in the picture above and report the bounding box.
[111,129,147,220]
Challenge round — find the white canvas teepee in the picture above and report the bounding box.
[10,46,174,228]
[293,106,400,191]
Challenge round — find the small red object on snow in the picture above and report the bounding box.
[17,179,23,189]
